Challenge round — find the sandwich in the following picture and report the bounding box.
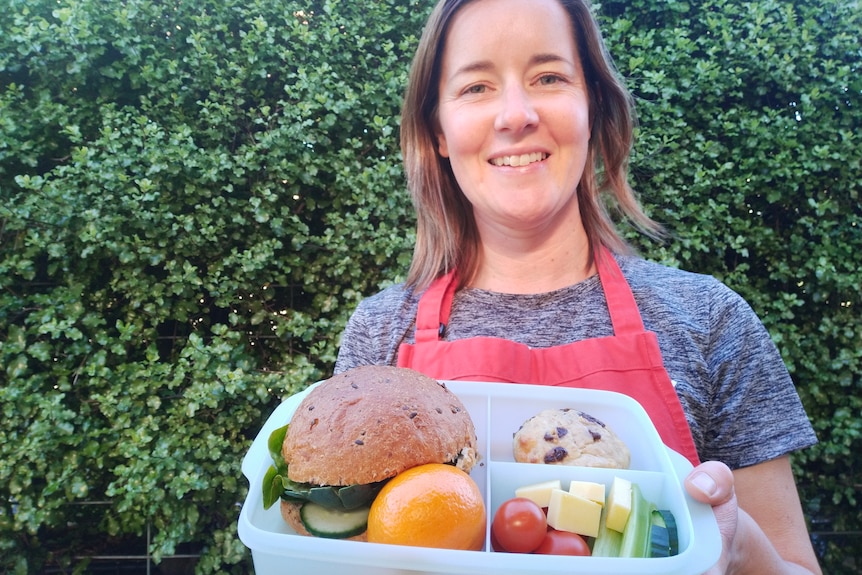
[261,365,479,540]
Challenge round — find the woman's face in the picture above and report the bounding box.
[436,0,591,238]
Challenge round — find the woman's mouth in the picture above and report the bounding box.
[490,152,548,167]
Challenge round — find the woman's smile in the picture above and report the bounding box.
[489,152,549,168]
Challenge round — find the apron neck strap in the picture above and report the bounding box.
[596,246,645,335]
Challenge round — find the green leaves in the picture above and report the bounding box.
[262,424,290,509]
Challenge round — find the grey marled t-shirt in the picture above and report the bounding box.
[334,254,817,469]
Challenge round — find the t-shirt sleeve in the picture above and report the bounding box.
[699,281,817,467]
[334,284,419,374]
[334,302,381,374]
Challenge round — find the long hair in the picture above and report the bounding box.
[400,0,662,290]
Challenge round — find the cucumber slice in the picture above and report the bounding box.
[649,524,671,557]
[299,501,370,539]
[649,509,679,557]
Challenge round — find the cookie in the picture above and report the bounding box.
[513,408,631,468]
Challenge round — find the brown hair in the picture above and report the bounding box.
[401,0,662,290]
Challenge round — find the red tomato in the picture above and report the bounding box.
[533,529,592,556]
[490,527,508,552]
[491,497,547,553]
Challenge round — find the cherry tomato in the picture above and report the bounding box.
[533,529,592,556]
[491,497,547,553]
[490,526,509,552]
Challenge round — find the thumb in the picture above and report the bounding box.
[685,460,735,506]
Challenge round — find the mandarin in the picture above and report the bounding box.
[366,463,486,550]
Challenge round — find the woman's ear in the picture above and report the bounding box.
[436,129,450,158]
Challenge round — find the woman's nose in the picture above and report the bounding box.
[494,85,539,132]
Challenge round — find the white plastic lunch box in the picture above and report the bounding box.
[239,380,720,575]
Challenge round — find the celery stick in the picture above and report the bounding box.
[619,483,654,558]
[592,504,623,557]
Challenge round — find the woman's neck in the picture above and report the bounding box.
[468,225,596,294]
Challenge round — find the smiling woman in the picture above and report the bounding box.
[335,1,824,574]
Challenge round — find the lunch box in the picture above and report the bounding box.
[239,380,721,574]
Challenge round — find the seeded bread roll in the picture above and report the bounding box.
[283,365,478,486]
[513,408,631,468]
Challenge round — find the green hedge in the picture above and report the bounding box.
[1,0,859,572]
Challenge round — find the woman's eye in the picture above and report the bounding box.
[464,84,486,95]
[538,74,563,86]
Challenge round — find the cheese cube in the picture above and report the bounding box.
[568,480,606,506]
[514,479,562,508]
[605,476,633,533]
[546,489,602,538]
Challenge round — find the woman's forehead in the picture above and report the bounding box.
[439,0,577,64]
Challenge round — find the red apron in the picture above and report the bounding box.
[397,249,701,466]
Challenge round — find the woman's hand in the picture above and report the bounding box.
[684,458,822,575]
[685,461,738,574]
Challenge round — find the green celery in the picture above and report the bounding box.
[619,483,655,558]
[592,504,623,557]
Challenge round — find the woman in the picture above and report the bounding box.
[335,0,822,572]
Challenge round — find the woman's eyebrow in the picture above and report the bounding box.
[531,53,572,66]
[449,60,494,79]
[449,53,573,80]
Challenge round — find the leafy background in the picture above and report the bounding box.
[1,0,859,573]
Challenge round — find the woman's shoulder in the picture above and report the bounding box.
[354,281,421,315]
[348,281,424,338]
[335,282,421,371]
[616,254,758,328]
[618,254,719,284]
[618,254,740,302]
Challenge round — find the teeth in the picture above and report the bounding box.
[491,152,547,167]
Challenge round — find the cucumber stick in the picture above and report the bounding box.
[619,483,655,558]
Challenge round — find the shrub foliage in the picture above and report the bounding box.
[1,0,859,572]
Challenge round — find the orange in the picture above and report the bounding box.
[367,463,486,551]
